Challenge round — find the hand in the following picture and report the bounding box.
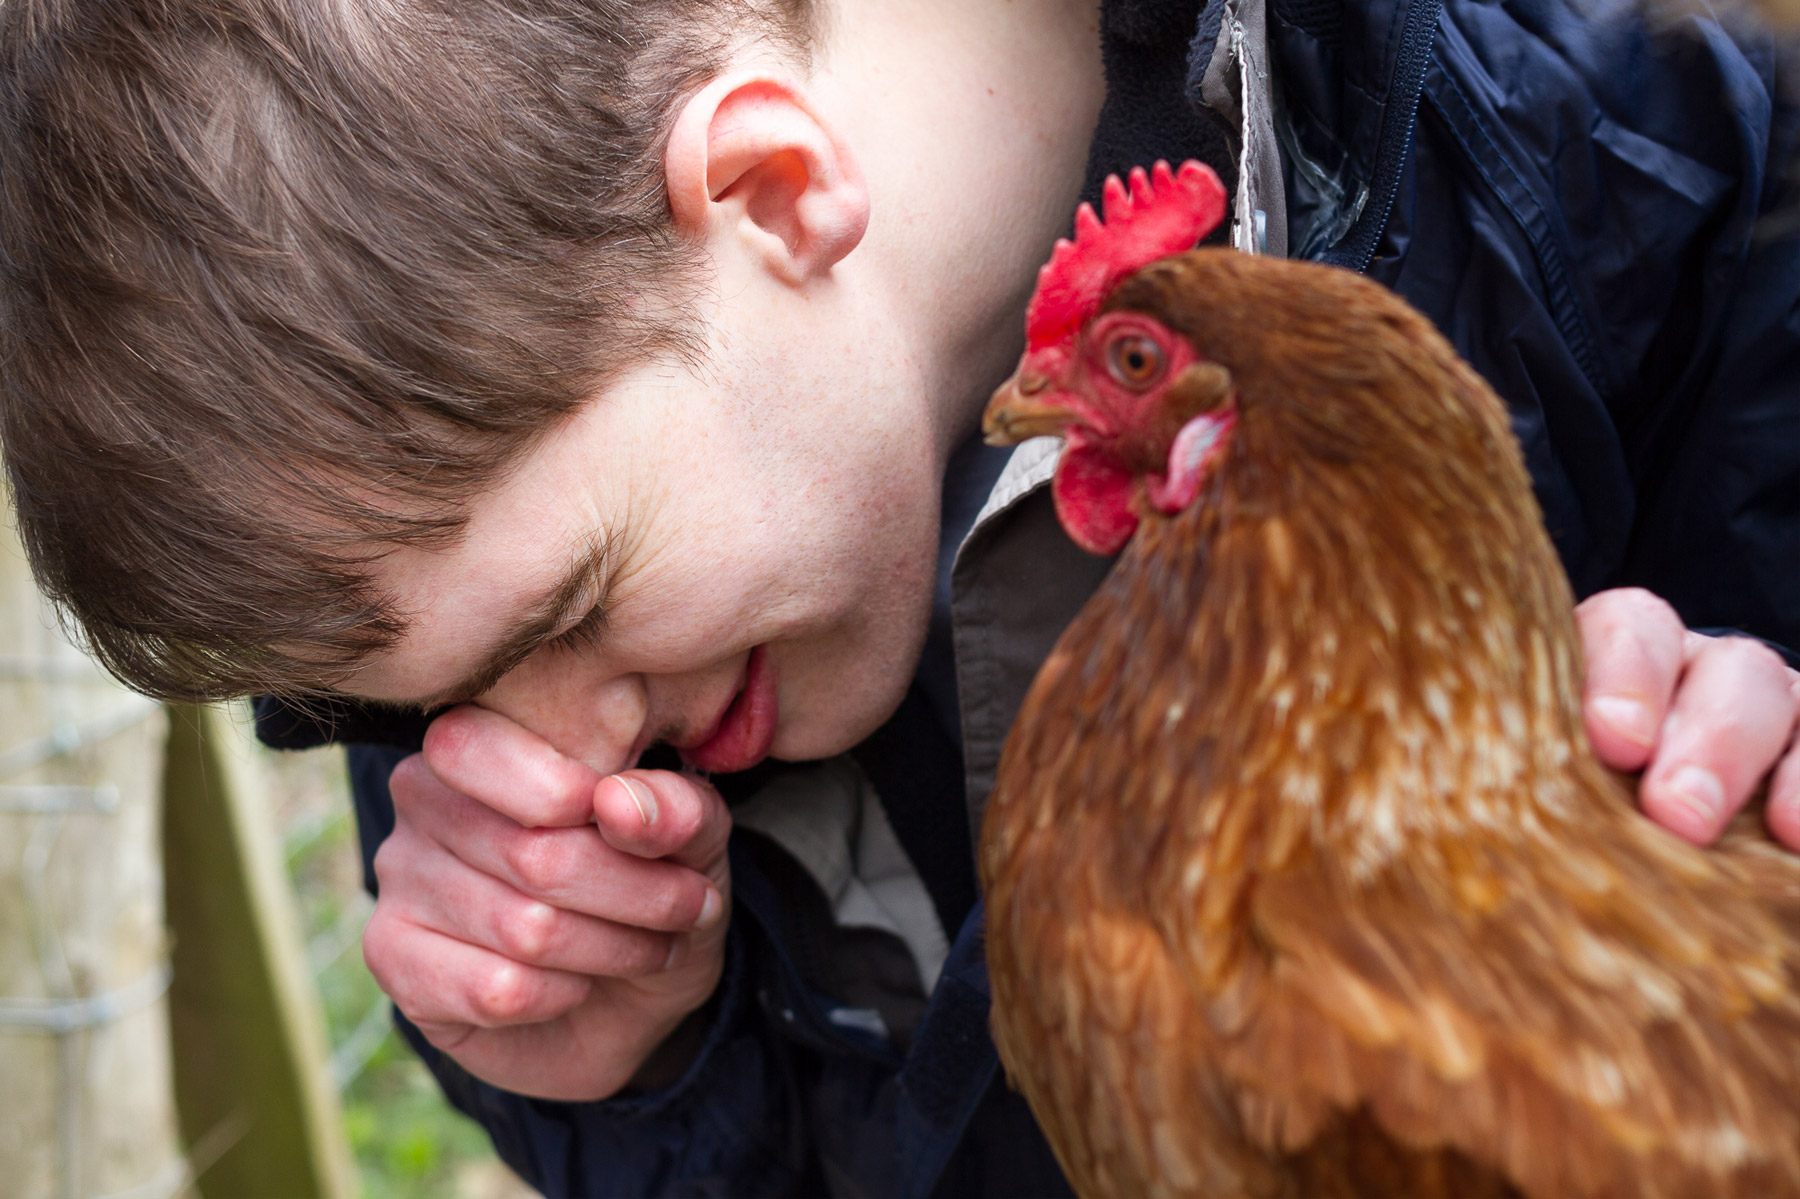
[361,705,731,1101]
[1577,588,1800,848]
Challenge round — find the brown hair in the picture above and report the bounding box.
[0,0,814,700]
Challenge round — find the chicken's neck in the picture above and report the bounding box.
[1127,425,1603,882]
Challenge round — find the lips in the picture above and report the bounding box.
[676,645,779,774]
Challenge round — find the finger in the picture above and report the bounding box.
[374,827,678,977]
[362,907,592,1030]
[409,991,681,1103]
[1761,669,1800,848]
[389,751,542,855]
[1639,636,1800,845]
[1575,588,1686,771]
[1765,735,1800,849]
[422,704,600,828]
[592,770,734,875]
[390,756,719,932]
[456,809,718,932]
[592,773,730,932]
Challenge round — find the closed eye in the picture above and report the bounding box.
[543,596,611,655]
[539,527,622,658]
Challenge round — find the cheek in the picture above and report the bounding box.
[773,592,933,758]
[772,484,942,757]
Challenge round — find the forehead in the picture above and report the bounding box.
[338,404,622,703]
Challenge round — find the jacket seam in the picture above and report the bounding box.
[1420,58,1615,403]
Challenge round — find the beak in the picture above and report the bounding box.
[982,372,1080,446]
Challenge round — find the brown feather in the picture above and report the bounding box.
[982,251,1800,1198]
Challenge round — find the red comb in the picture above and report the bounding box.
[1024,160,1227,353]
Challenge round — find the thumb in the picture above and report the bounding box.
[591,769,733,875]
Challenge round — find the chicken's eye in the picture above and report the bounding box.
[1105,334,1165,389]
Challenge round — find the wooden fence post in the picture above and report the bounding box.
[162,703,355,1199]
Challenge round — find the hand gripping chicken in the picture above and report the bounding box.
[979,160,1800,1199]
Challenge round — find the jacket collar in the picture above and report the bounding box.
[1220,0,1442,268]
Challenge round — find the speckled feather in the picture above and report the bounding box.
[981,251,1800,1199]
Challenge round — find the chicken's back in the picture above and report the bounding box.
[985,535,1800,1198]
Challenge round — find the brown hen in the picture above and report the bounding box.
[978,162,1800,1199]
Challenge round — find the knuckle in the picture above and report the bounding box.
[1608,586,1676,621]
[1586,587,1682,643]
[669,781,728,848]
[360,911,403,983]
[499,901,561,962]
[1774,752,1800,801]
[1712,636,1790,688]
[370,835,403,881]
[693,785,731,835]
[648,882,699,930]
[371,826,430,889]
[412,1021,476,1055]
[510,785,580,832]
[615,933,671,978]
[506,831,574,894]
[658,800,706,849]
[387,753,436,808]
[709,797,734,844]
[471,961,538,1025]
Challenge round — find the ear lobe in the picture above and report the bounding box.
[666,73,870,285]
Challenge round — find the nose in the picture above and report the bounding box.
[477,655,650,775]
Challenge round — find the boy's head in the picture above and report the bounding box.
[0,0,816,698]
[1,0,1104,770]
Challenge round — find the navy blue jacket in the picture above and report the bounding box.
[264,0,1800,1193]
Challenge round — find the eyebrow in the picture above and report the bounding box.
[412,533,615,709]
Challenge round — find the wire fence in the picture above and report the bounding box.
[0,673,178,1199]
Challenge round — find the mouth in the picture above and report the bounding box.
[675,644,780,774]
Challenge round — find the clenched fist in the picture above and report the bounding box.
[361,705,731,1101]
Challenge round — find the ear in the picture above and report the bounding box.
[666,72,870,285]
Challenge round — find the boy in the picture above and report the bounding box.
[4,0,1799,1192]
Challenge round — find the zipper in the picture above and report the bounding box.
[1322,0,1443,274]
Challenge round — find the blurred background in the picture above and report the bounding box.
[249,732,533,1199]
[3,6,1794,1198]
[1,515,533,1198]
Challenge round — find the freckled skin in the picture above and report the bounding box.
[982,250,1800,1199]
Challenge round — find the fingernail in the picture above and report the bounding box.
[664,936,687,971]
[618,776,657,826]
[1667,764,1727,826]
[1591,695,1656,748]
[695,887,723,931]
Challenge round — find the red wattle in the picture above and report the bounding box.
[1053,443,1139,556]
